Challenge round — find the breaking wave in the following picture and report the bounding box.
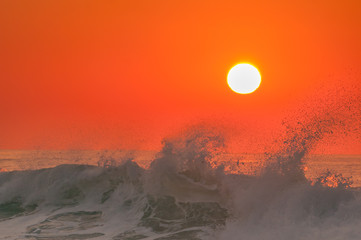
[0,126,360,240]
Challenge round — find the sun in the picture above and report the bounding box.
[227,63,261,94]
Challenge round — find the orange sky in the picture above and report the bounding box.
[0,0,360,153]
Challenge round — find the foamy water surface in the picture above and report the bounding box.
[0,144,360,240]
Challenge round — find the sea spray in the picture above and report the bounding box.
[0,124,360,239]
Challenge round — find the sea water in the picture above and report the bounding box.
[0,131,360,239]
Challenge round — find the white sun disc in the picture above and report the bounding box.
[227,63,261,94]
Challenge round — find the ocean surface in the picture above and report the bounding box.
[0,144,361,239]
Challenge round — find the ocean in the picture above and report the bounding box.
[0,138,361,239]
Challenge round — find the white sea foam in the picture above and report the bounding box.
[0,127,360,239]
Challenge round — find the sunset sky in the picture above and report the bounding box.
[1,0,360,153]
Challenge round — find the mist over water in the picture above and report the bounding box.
[0,85,360,239]
[0,124,360,239]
